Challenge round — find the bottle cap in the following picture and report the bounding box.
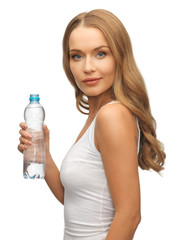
[29,94,40,102]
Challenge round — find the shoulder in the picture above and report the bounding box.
[95,102,138,150]
[95,103,141,218]
[96,102,137,131]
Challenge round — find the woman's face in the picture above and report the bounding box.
[69,26,116,97]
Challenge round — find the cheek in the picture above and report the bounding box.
[99,57,116,75]
[69,63,75,77]
[102,63,116,80]
[70,63,80,80]
[69,64,82,89]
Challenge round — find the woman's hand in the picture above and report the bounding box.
[42,124,50,155]
[18,123,50,155]
[18,122,32,153]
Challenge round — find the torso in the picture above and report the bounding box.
[74,101,139,152]
[60,100,141,240]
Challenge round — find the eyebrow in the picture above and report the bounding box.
[69,45,110,52]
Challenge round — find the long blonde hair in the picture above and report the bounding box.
[62,9,166,172]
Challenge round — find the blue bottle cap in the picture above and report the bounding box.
[29,94,40,102]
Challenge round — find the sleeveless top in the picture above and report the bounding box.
[60,101,140,240]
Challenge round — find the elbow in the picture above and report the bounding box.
[132,212,141,229]
[126,212,141,234]
[117,210,141,229]
[135,213,141,225]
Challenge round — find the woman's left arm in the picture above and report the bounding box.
[95,103,141,240]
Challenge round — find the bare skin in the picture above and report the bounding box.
[18,26,141,239]
[18,123,64,205]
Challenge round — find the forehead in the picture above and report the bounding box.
[69,26,108,50]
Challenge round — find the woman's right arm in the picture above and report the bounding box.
[18,123,64,205]
[45,152,64,205]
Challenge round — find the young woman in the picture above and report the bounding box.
[18,9,166,240]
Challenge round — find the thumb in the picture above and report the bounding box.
[43,124,50,153]
[43,124,50,141]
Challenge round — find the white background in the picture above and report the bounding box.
[0,0,169,239]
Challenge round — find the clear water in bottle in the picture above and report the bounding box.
[23,94,46,179]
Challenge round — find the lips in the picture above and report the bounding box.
[83,77,102,82]
[82,77,101,86]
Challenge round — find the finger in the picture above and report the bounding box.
[43,125,50,153]
[19,136,32,146]
[43,125,50,139]
[43,124,49,134]
[19,129,32,139]
[18,143,28,153]
[19,122,28,130]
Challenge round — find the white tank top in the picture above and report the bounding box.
[60,101,140,240]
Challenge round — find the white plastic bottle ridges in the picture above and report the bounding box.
[23,94,46,179]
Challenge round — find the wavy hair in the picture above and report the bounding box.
[62,9,166,172]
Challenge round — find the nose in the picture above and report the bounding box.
[83,57,96,73]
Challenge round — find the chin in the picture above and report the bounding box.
[84,87,113,98]
[84,91,103,97]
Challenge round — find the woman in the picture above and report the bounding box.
[18,9,166,240]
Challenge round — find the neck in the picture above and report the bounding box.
[87,89,116,118]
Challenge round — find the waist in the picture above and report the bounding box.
[63,193,115,239]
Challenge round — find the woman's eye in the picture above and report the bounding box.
[97,52,106,58]
[71,54,82,60]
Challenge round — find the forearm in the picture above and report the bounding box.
[45,152,64,205]
[106,212,141,240]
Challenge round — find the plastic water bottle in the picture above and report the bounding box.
[23,94,46,179]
